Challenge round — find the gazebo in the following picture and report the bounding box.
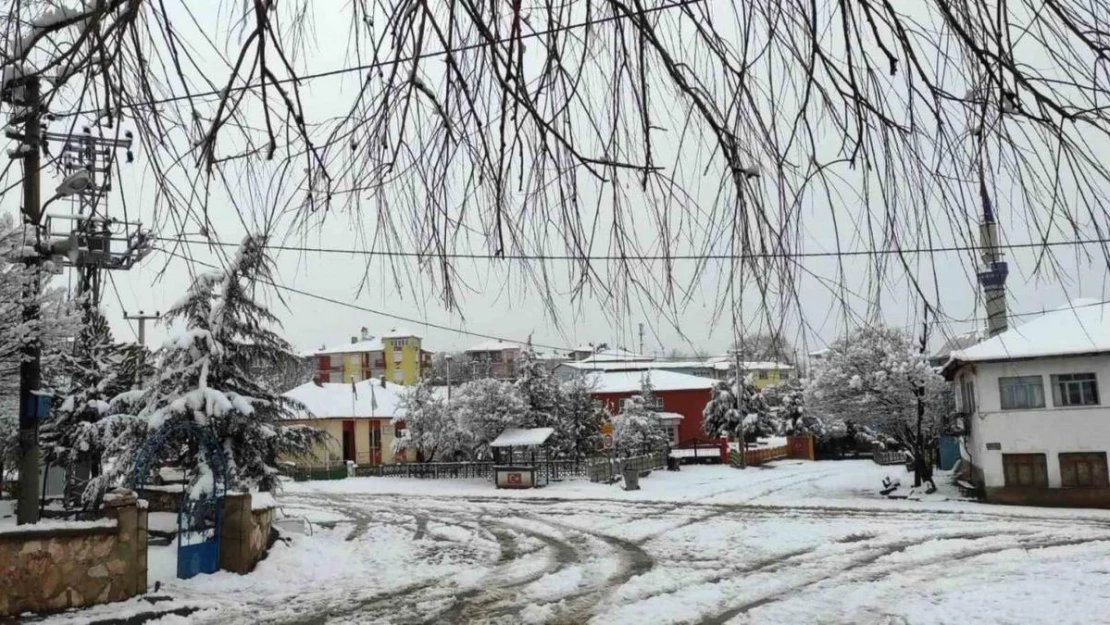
[489,427,555,488]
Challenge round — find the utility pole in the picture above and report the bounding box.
[638,323,644,357]
[123,310,160,346]
[15,77,43,525]
[733,342,746,469]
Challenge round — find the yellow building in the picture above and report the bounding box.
[281,378,414,467]
[710,359,796,389]
[308,327,432,386]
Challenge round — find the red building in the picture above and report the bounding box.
[587,370,717,446]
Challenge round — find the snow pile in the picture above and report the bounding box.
[250,492,278,511]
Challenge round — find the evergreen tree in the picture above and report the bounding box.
[610,375,666,456]
[514,344,561,429]
[557,376,605,457]
[702,373,769,442]
[41,308,130,496]
[89,236,323,503]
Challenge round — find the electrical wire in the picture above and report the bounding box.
[153,234,1110,261]
[57,0,705,119]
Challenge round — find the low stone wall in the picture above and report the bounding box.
[0,491,147,618]
[219,494,275,574]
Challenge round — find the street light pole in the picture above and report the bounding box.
[734,345,746,469]
[445,354,453,400]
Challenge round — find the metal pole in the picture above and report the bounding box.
[17,77,43,524]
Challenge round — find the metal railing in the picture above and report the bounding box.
[587,448,668,483]
[873,450,905,466]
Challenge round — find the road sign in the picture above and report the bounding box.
[601,434,614,450]
[601,423,613,435]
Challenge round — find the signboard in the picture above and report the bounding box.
[507,473,522,486]
[986,442,1001,451]
[600,423,613,435]
[601,434,614,450]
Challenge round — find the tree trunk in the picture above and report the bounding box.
[914,383,926,487]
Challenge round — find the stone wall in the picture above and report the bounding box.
[219,494,275,574]
[136,487,184,513]
[0,491,148,618]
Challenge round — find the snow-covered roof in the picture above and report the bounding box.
[465,339,524,353]
[708,360,794,371]
[945,299,1110,372]
[587,370,717,394]
[283,379,408,419]
[930,329,983,362]
[560,360,713,373]
[381,328,421,339]
[657,411,685,422]
[489,427,555,447]
[571,344,595,353]
[306,336,384,357]
[577,348,653,363]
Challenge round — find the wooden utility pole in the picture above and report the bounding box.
[16,77,43,525]
[734,344,746,469]
[123,310,160,346]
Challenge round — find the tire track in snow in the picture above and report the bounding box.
[699,532,1110,625]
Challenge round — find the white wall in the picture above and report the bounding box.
[960,355,1110,488]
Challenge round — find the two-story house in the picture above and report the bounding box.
[942,299,1110,507]
[308,327,432,385]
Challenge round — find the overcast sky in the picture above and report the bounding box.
[2,0,1107,362]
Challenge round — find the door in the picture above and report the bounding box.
[369,421,383,465]
[342,420,356,463]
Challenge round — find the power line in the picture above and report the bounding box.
[59,0,704,119]
[154,234,1110,261]
[106,271,141,342]
[152,247,577,353]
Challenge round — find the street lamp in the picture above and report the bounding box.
[41,169,92,214]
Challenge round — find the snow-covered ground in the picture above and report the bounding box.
[34,461,1110,624]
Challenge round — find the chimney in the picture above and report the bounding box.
[350,336,358,344]
[360,327,370,340]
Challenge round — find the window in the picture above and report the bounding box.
[998,376,1045,410]
[1051,373,1100,407]
[780,371,791,380]
[960,377,976,413]
[645,396,664,411]
[1059,453,1109,487]
[758,370,769,380]
[1002,453,1048,487]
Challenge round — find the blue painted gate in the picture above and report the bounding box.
[127,421,229,579]
[937,435,961,471]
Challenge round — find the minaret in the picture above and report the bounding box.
[977,177,1009,337]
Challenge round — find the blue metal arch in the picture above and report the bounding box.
[126,420,230,496]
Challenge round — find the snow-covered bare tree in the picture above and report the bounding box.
[806,325,948,484]
[87,236,324,503]
[452,377,526,460]
[556,375,606,458]
[5,1,1110,330]
[393,381,456,462]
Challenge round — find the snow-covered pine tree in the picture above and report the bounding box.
[452,377,526,459]
[88,235,324,504]
[702,373,770,442]
[557,375,605,458]
[610,375,667,456]
[393,381,455,462]
[514,344,562,430]
[764,377,805,434]
[41,307,128,494]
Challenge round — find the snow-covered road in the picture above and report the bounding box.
[39,461,1110,625]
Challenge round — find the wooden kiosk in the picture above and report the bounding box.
[490,427,555,489]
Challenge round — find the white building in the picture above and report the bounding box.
[942,299,1110,507]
